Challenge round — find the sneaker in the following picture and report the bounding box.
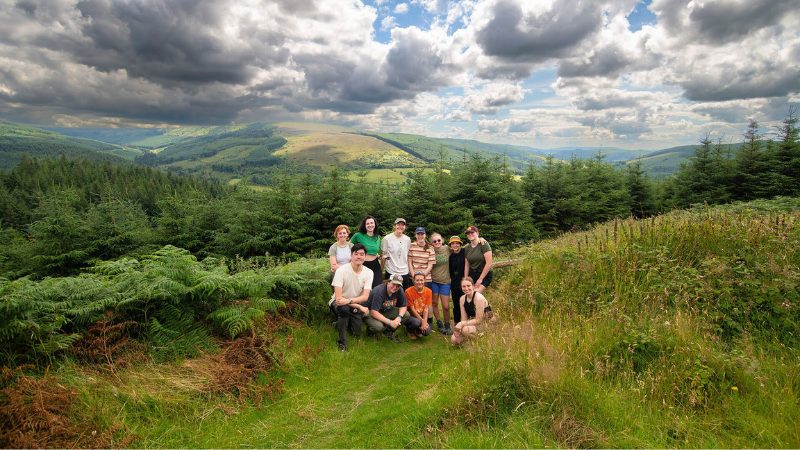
[387,330,400,343]
[338,342,347,352]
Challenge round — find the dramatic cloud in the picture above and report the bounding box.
[0,0,796,148]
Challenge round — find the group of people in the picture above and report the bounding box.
[328,216,495,352]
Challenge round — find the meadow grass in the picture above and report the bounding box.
[41,198,800,448]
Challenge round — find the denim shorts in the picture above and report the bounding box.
[429,281,451,296]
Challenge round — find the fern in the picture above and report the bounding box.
[207,297,284,338]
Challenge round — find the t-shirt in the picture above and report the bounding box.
[350,232,381,255]
[464,241,492,275]
[327,242,353,265]
[431,245,451,284]
[408,241,435,282]
[405,286,432,316]
[368,282,407,313]
[330,263,374,305]
[381,233,411,276]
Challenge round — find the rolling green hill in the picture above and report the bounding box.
[0,121,135,169]
[629,143,742,177]
[364,132,549,171]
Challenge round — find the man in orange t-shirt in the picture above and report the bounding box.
[405,272,432,338]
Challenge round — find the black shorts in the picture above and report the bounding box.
[469,269,493,288]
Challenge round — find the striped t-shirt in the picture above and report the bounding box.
[408,241,436,282]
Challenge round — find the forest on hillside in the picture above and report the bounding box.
[0,113,798,281]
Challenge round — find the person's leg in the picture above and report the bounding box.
[335,305,352,349]
[429,282,441,324]
[365,259,383,288]
[348,310,364,337]
[439,282,452,331]
[403,314,421,335]
[402,274,413,290]
[365,316,386,334]
[450,283,462,324]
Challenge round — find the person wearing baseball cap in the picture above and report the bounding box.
[365,274,418,342]
[381,218,412,289]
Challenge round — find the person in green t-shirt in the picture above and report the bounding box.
[463,225,493,293]
[350,215,383,288]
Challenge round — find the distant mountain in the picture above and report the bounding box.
[0,121,134,169]
[530,146,650,162]
[363,132,548,171]
[3,120,728,180]
[628,143,742,177]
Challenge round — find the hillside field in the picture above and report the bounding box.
[3,197,798,448]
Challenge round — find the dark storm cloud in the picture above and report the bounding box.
[654,0,796,45]
[476,0,601,63]
[70,0,287,86]
[298,28,452,113]
[681,65,800,102]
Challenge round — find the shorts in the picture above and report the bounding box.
[469,269,493,288]
[429,281,451,296]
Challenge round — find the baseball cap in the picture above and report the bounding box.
[415,227,426,234]
[388,274,404,285]
[394,218,407,224]
[448,235,462,245]
[465,225,479,234]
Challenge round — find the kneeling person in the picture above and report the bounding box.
[405,272,432,339]
[366,274,417,342]
[330,243,373,352]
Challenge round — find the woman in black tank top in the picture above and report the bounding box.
[451,276,493,345]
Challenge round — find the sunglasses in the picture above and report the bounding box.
[432,239,442,243]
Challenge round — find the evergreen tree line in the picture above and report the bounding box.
[1,112,798,280]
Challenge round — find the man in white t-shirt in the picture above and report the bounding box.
[381,217,412,289]
[330,243,373,352]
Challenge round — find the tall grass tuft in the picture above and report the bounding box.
[450,198,800,447]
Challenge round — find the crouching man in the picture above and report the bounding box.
[365,274,420,342]
[330,243,373,352]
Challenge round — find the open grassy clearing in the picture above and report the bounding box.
[274,123,423,168]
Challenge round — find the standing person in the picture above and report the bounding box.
[350,215,382,288]
[451,276,493,345]
[405,272,432,339]
[463,225,493,293]
[328,224,353,280]
[408,226,435,284]
[365,274,418,342]
[448,235,466,325]
[381,218,412,289]
[429,232,453,335]
[330,243,373,352]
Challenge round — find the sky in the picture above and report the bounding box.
[0,0,798,149]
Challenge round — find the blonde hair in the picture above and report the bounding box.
[430,232,443,243]
[333,224,350,238]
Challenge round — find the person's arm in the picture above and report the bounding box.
[350,287,372,314]
[464,256,470,280]
[424,249,435,277]
[329,255,339,273]
[370,308,391,325]
[333,285,349,306]
[476,250,493,287]
[455,296,467,331]
[464,294,487,326]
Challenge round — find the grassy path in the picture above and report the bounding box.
[134,325,468,448]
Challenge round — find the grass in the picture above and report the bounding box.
[274,124,423,168]
[61,325,470,447]
[22,197,800,448]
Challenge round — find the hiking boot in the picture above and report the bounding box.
[444,323,454,335]
[387,330,400,343]
[436,319,445,334]
[338,342,347,352]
